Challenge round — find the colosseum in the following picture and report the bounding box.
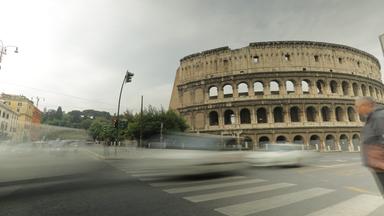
[169,41,384,151]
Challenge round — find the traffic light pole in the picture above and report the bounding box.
[115,71,134,156]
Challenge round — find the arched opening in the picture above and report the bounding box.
[276,135,287,143]
[309,135,320,150]
[270,81,280,95]
[302,80,310,94]
[209,111,219,126]
[342,81,349,96]
[254,81,264,95]
[325,135,336,151]
[369,86,374,97]
[290,106,300,122]
[208,86,218,99]
[273,107,284,123]
[330,80,338,94]
[335,107,344,122]
[293,135,304,144]
[316,80,325,94]
[348,107,356,122]
[259,136,270,149]
[352,83,359,96]
[321,107,331,122]
[361,84,367,96]
[306,106,317,122]
[223,84,233,98]
[339,134,349,151]
[257,108,268,123]
[286,80,295,94]
[376,88,380,99]
[352,134,360,151]
[224,110,235,125]
[240,108,251,124]
[238,82,249,97]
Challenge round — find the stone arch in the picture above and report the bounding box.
[238,82,249,97]
[376,88,380,99]
[361,84,367,96]
[254,81,264,95]
[224,109,235,125]
[339,134,349,151]
[256,107,268,123]
[316,80,325,94]
[208,111,219,126]
[259,136,270,148]
[290,106,300,122]
[286,80,295,94]
[208,86,218,99]
[330,80,338,94]
[293,135,304,144]
[223,84,233,98]
[352,134,360,151]
[347,107,356,122]
[321,106,331,122]
[309,135,321,150]
[240,108,251,124]
[325,134,336,151]
[273,106,284,123]
[352,83,359,96]
[335,106,344,121]
[342,81,349,96]
[270,80,280,95]
[306,106,317,122]
[276,135,287,143]
[369,86,374,97]
[302,80,310,94]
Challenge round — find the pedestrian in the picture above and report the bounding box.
[355,96,384,197]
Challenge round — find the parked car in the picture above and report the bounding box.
[245,144,317,167]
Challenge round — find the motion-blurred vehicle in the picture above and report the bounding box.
[138,133,247,175]
[245,144,317,167]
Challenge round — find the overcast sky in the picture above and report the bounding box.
[0,0,383,114]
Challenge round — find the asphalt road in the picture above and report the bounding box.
[1,149,384,216]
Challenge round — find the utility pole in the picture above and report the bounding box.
[139,95,143,148]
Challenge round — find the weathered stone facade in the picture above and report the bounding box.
[169,41,384,151]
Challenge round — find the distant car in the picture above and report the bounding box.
[245,144,317,167]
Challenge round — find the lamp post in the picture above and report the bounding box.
[115,70,134,155]
[0,40,18,69]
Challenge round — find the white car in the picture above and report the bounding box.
[245,144,317,167]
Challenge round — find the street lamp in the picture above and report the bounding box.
[0,40,18,70]
[115,70,134,153]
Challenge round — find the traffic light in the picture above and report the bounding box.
[125,71,134,83]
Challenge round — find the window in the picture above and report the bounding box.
[314,55,319,62]
[17,102,22,106]
[223,84,233,98]
[238,83,249,96]
[240,108,251,124]
[209,111,219,126]
[253,56,259,63]
[284,54,290,61]
[208,86,218,99]
[338,57,343,64]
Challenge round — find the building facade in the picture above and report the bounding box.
[0,103,19,141]
[169,41,384,151]
[0,93,41,142]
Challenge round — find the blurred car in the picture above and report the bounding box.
[136,133,247,175]
[245,143,317,167]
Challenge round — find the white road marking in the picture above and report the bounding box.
[305,194,383,216]
[149,176,246,187]
[215,187,334,216]
[164,179,266,194]
[184,182,295,202]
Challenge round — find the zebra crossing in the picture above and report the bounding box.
[113,165,384,216]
